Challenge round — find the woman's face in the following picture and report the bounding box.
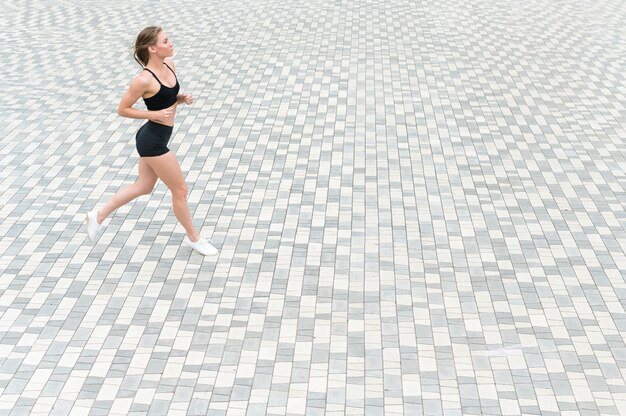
[151,31,174,58]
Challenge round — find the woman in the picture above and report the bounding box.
[86,26,217,256]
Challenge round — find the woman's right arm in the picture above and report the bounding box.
[117,76,174,123]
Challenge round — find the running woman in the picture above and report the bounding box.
[86,26,217,256]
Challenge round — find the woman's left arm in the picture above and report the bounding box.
[177,93,193,105]
[166,57,194,105]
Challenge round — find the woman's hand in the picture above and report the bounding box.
[178,93,193,105]
[150,107,175,124]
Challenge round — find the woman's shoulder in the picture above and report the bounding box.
[129,70,154,91]
[135,68,155,82]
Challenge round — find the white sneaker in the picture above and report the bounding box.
[183,236,218,256]
[86,210,103,241]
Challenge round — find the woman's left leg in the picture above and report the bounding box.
[87,158,158,241]
[97,158,159,223]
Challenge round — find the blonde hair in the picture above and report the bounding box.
[134,26,162,67]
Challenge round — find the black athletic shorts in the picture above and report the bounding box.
[135,120,173,157]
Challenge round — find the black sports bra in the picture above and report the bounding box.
[142,63,180,111]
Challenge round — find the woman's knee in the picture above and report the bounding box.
[136,181,156,196]
[170,182,188,199]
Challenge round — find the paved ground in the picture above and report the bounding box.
[2,0,626,414]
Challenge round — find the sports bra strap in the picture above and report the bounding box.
[142,67,163,85]
[143,63,177,85]
[164,62,176,76]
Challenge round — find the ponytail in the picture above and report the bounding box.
[134,26,162,67]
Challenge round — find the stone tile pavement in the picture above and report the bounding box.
[1,0,626,414]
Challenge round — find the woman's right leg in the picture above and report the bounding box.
[141,151,218,256]
[96,158,158,224]
[140,151,200,241]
